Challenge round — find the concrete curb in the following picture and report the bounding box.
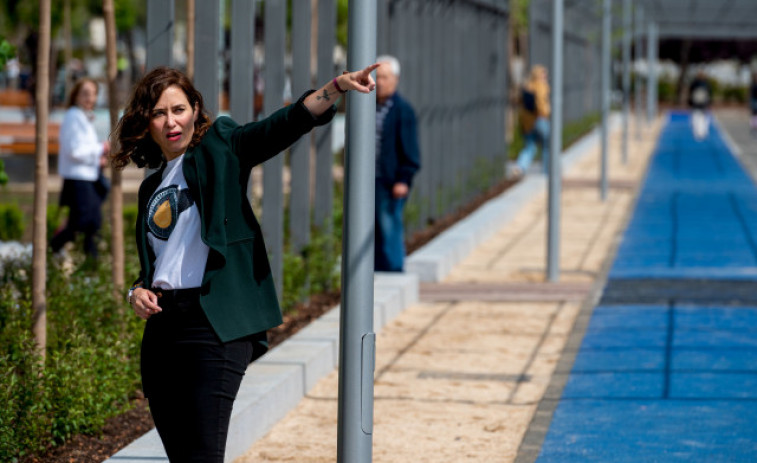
[406,113,622,282]
[105,115,614,462]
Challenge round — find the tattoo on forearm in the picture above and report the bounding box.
[316,89,331,101]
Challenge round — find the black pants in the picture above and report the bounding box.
[140,292,257,462]
[51,178,103,258]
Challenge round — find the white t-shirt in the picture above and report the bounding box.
[147,155,209,290]
[58,107,103,181]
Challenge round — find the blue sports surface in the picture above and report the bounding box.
[536,113,757,462]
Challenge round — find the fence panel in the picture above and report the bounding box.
[529,0,601,128]
[377,0,509,235]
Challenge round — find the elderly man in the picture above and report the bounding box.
[374,55,420,272]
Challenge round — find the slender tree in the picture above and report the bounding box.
[187,0,195,80]
[63,0,72,101]
[32,0,51,358]
[104,0,124,299]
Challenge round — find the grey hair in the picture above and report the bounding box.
[376,55,401,77]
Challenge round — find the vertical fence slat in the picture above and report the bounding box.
[146,0,174,69]
[290,0,313,253]
[230,0,255,124]
[262,0,287,298]
[194,0,220,118]
[314,0,337,231]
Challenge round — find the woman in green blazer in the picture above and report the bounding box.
[111,65,377,462]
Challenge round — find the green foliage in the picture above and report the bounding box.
[403,198,421,231]
[0,203,24,241]
[281,251,307,312]
[47,204,63,241]
[658,74,677,103]
[123,204,139,237]
[511,0,531,35]
[563,112,601,149]
[304,231,341,295]
[337,0,348,48]
[0,232,142,460]
[0,38,15,67]
[114,0,143,32]
[721,85,747,104]
[0,160,8,186]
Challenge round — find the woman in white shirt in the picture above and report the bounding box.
[50,78,110,259]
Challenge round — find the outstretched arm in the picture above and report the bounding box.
[303,63,380,116]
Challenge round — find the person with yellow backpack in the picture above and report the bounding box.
[507,65,551,178]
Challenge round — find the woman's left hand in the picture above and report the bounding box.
[304,63,380,116]
[336,63,380,94]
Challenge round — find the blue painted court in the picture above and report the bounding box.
[536,113,757,462]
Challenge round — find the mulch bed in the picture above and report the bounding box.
[23,178,516,463]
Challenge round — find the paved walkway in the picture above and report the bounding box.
[234,117,662,462]
[520,112,757,462]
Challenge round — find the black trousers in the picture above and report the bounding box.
[140,292,257,462]
[51,178,103,258]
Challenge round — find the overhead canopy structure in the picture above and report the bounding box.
[643,0,757,40]
[639,0,757,64]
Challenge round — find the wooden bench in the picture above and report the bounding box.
[0,122,60,155]
[0,89,32,107]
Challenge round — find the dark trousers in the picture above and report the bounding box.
[140,293,256,462]
[50,178,104,258]
[374,180,407,272]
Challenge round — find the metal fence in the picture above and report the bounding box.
[378,0,509,234]
[529,0,601,126]
[145,0,509,294]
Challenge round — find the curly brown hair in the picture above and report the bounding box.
[111,67,212,169]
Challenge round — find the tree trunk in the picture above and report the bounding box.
[63,0,72,101]
[187,0,195,80]
[32,0,51,359]
[104,0,124,301]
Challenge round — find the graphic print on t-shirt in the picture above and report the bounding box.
[146,185,195,240]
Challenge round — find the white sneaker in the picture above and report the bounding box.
[506,162,524,180]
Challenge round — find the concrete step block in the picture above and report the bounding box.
[256,339,336,394]
[226,363,305,460]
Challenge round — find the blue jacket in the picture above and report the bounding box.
[376,92,420,188]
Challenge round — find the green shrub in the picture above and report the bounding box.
[303,231,340,295]
[0,203,24,241]
[47,204,63,240]
[0,244,143,460]
[281,251,307,313]
[658,75,676,103]
[123,204,139,237]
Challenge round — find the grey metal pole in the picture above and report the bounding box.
[621,0,630,164]
[290,1,313,253]
[647,21,656,123]
[195,0,220,118]
[336,0,376,460]
[634,6,643,141]
[600,0,610,202]
[547,0,563,282]
[262,0,286,299]
[146,0,173,70]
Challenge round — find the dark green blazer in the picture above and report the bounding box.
[135,91,335,342]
